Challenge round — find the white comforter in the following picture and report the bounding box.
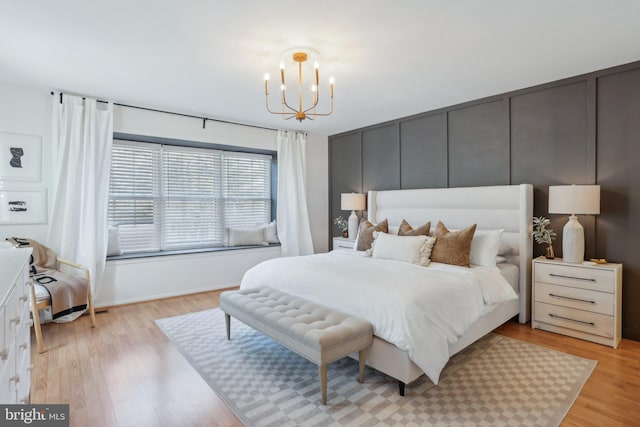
[240,250,517,384]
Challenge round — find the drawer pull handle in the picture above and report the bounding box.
[19,343,27,350]
[19,295,28,302]
[548,293,596,304]
[549,313,595,326]
[9,374,20,384]
[20,396,29,404]
[10,316,21,325]
[0,348,7,361]
[549,273,596,282]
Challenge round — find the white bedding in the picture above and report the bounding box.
[240,250,517,384]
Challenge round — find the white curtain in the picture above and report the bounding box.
[277,130,314,256]
[48,94,113,299]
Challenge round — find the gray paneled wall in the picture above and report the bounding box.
[448,99,509,187]
[399,113,447,189]
[328,60,640,340]
[596,67,640,339]
[362,124,400,193]
[330,132,362,238]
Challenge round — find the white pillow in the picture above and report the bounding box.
[497,240,512,256]
[370,232,436,266]
[107,226,122,256]
[265,220,279,244]
[470,229,503,267]
[496,255,507,264]
[227,227,268,247]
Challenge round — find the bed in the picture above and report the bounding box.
[240,184,533,391]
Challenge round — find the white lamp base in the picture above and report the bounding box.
[562,215,584,263]
[348,210,359,240]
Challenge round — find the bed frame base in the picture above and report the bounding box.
[350,297,520,393]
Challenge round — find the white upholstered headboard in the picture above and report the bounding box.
[367,184,533,323]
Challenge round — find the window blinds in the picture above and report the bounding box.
[108,141,161,252]
[223,152,272,230]
[109,139,273,254]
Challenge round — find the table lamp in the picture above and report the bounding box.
[341,193,366,239]
[548,185,600,263]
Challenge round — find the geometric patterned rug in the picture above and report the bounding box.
[156,309,596,427]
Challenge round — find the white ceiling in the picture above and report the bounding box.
[1,1,639,136]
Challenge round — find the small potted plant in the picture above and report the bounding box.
[334,216,349,238]
[533,216,557,259]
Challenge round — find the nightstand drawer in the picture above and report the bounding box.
[333,238,355,250]
[534,302,613,338]
[535,282,614,316]
[535,262,614,293]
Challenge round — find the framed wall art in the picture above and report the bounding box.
[0,188,47,224]
[0,132,42,182]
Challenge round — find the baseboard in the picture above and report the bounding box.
[95,283,240,309]
[622,327,640,342]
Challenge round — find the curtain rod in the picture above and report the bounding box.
[50,91,280,132]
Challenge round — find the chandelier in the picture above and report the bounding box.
[264,48,334,122]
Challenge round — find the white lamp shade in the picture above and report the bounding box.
[548,185,600,215]
[341,193,366,211]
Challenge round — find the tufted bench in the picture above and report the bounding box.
[220,286,374,405]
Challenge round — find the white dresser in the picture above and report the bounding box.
[532,257,622,348]
[0,248,32,403]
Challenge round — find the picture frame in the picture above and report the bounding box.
[0,188,47,224]
[0,132,42,182]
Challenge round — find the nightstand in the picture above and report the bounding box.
[532,257,622,348]
[332,237,355,251]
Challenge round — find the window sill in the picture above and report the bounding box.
[107,243,281,261]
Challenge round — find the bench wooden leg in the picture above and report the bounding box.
[224,313,231,340]
[319,364,327,405]
[359,350,366,383]
[398,380,405,396]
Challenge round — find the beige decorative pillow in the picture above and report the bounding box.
[398,219,431,237]
[417,236,437,267]
[430,221,477,267]
[366,232,436,267]
[356,218,388,251]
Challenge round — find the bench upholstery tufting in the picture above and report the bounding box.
[220,286,373,404]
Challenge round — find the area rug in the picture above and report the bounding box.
[156,309,596,427]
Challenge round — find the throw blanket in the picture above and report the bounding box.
[7,237,88,321]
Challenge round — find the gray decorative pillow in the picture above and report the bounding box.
[227,227,268,247]
[355,218,388,251]
[107,226,123,256]
[398,219,431,237]
[430,221,477,267]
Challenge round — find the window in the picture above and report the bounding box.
[108,139,273,255]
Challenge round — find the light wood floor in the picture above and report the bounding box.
[31,290,640,427]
